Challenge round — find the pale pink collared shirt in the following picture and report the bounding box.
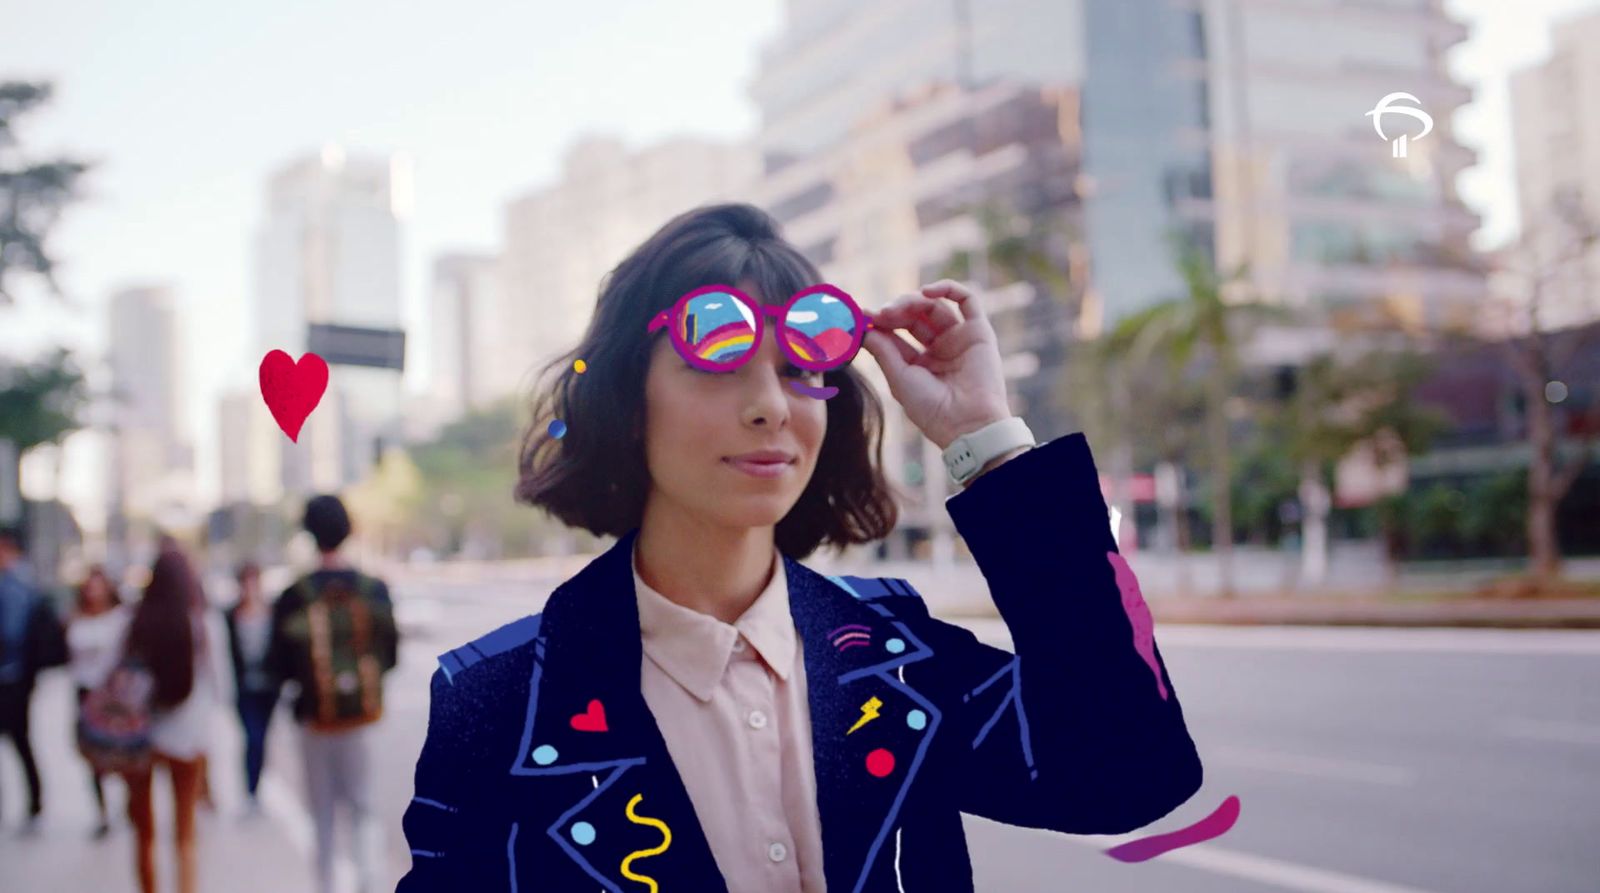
[633,546,828,893]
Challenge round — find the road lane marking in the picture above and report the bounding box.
[1498,718,1600,745]
[1209,746,1416,786]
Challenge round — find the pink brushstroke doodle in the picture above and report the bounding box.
[1104,796,1241,863]
[1107,551,1167,700]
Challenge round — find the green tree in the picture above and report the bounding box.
[1114,245,1289,596]
[0,348,88,520]
[1259,345,1445,584]
[1,81,91,304]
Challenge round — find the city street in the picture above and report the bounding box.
[3,566,1598,892]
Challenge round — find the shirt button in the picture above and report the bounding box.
[748,710,768,730]
[768,841,788,863]
[732,637,747,652]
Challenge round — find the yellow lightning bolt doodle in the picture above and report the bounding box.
[847,696,884,735]
[620,793,672,893]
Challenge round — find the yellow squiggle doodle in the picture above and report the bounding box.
[620,793,672,892]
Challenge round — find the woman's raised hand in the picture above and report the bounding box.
[862,279,1013,450]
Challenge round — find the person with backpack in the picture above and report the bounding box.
[267,494,399,893]
[224,560,280,817]
[0,523,67,835]
[65,564,131,839]
[113,543,232,893]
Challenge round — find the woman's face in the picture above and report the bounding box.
[642,282,828,533]
[83,573,114,612]
[239,572,261,605]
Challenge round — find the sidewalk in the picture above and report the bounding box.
[0,672,312,892]
[387,549,1600,629]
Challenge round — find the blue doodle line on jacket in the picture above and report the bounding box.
[506,822,520,893]
[835,598,943,893]
[836,573,1041,781]
[485,615,651,893]
[966,657,1038,781]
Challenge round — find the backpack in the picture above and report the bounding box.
[76,657,155,775]
[290,573,387,731]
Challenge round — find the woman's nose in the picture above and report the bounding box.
[741,343,790,429]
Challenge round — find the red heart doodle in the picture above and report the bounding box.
[258,350,329,443]
[570,699,608,733]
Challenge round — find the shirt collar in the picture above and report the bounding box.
[632,545,796,702]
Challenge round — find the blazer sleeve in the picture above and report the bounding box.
[915,432,1203,834]
[397,668,510,891]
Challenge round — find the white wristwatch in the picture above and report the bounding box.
[942,417,1035,485]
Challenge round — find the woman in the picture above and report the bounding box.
[119,545,231,893]
[398,203,1203,892]
[224,561,279,816]
[66,564,129,839]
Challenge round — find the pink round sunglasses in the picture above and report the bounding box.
[646,283,874,373]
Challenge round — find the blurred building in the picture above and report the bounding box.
[415,252,503,435]
[107,285,195,532]
[249,146,411,498]
[753,79,1085,556]
[1509,8,1600,330]
[1203,0,1484,329]
[217,389,283,505]
[500,136,761,380]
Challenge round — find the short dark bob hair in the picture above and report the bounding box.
[515,202,898,559]
[302,494,352,553]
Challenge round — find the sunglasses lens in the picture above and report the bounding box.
[783,290,860,367]
[680,291,757,365]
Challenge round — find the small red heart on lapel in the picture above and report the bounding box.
[258,350,329,443]
[570,699,608,733]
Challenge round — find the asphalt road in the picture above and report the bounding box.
[3,569,1597,892]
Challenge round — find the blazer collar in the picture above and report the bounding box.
[513,530,942,893]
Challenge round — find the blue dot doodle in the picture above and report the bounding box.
[907,709,927,731]
[532,745,558,765]
[885,638,906,654]
[548,419,568,439]
[571,821,595,845]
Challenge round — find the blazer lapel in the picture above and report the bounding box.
[507,530,728,893]
[787,559,944,893]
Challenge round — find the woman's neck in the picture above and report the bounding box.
[635,504,776,625]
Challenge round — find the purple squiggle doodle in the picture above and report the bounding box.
[1104,796,1240,863]
[1107,551,1167,700]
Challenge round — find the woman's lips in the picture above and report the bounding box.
[723,456,794,479]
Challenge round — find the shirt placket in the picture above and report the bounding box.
[729,637,802,893]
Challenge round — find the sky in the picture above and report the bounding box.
[0,0,1596,520]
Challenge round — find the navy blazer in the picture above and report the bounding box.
[398,433,1203,892]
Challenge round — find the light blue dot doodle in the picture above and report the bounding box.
[885,638,906,654]
[907,709,927,731]
[532,745,558,765]
[571,822,595,845]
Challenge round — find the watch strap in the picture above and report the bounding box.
[943,417,1035,485]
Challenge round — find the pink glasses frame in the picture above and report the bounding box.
[646,283,873,373]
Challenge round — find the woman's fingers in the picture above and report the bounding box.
[921,279,984,322]
[863,329,919,377]
[872,293,964,347]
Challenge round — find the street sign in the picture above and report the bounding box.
[306,323,407,371]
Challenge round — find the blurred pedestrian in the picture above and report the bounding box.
[118,544,232,893]
[66,564,130,839]
[224,560,279,817]
[0,523,67,835]
[268,494,399,893]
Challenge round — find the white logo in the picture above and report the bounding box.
[1365,92,1433,158]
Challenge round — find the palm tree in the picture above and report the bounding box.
[0,81,91,304]
[1114,244,1287,597]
